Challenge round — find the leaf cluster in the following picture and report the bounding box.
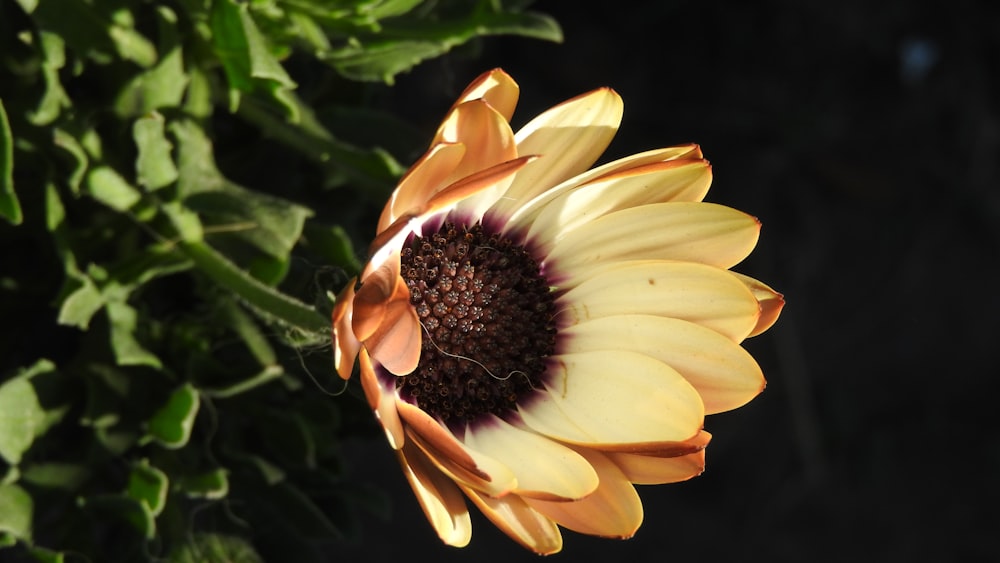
[0,0,560,560]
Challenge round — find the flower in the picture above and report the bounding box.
[331,68,783,554]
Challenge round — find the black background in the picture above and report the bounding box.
[334,1,1000,562]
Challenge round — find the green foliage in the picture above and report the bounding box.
[0,0,560,560]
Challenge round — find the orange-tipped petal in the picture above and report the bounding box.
[459,484,563,555]
[606,448,707,484]
[450,68,520,121]
[731,272,785,337]
[525,447,643,539]
[331,279,360,380]
[359,348,405,449]
[398,442,472,547]
[378,142,466,233]
[432,99,517,181]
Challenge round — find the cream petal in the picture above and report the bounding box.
[458,484,563,555]
[406,426,518,498]
[378,142,466,233]
[606,448,707,485]
[556,260,761,342]
[521,159,712,243]
[560,315,765,414]
[525,446,642,538]
[331,279,360,380]
[519,350,704,446]
[398,442,472,547]
[396,401,517,497]
[449,68,519,121]
[545,202,760,272]
[504,145,706,229]
[432,99,517,182]
[490,88,624,220]
[359,349,404,449]
[463,415,598,501]
[730,272,785,337]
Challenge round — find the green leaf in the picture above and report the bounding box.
[56,277,105,329]
[0,360,55,465]
[27,546,65,563]
[106,300,163,368]
[303,222,362,275]
[133,112,178,191]
[0,483,33,541]
[180,240,328,336]
[127,460,168,516]
[176,468,229,500]
[27,31,70,126]
[326,40,447,84]
[86,166,142,211]
[52,128,90,195]
[211,0,298,119]
[0,99,20,225]
[114,7,189,116]
[169,119,312,260]
[167,534,263,563]
[146,383,199,449]
[20,462,90,491]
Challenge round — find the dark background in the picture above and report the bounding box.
[334,1,1000,562]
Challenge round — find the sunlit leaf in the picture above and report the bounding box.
[133,112,178,191]
[52,128,90,195]
[146,383,199,449]
[20,462,90,491]
[177,468,229,500]
[106,299,163,369]
[26,31,70,125]
[0,99,20,225]
[127,460,168,516]
[211,0,297,119]
[86,166,142,211]
[0,483,33,541]
[0,360,55,465]
[114,7,189,116]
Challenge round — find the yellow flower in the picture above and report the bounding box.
[331,69,783,554]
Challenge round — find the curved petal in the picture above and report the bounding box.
[504,145,705,228]
[458,484,563,555]
[520,158,712,242]
[396,401,517,496]
[448,68,520,121]
[731,272,785,337]
[490,88,624,220]
[606,448,707,485]
[398,442,472,547]
[359,348,404,449]
[545,202,760,272]
[331,279,360,380]
[463,415,598,501]
[525,446,642,539]
[406,426,517,498]
[556,260,761,342]
[559,315,766,414]
[378,142,466,233]
[432,99,517,181]
[518,350,704,446]
[363,271,421,376]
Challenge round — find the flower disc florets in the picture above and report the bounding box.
[396,221,556,423]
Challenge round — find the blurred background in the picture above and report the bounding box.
[337,2,1000,561]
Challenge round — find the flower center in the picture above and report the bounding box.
[397,221,556,424]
